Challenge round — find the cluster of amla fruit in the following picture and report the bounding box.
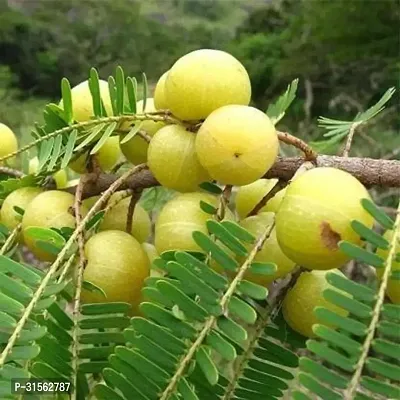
[1,49,398,328]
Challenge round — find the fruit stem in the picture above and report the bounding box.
[248,180,287,217]
[0,166,24,178]
[126,190,142,234]
[217,185,232,221]
[277,131,318,162]
[0,224,21,255]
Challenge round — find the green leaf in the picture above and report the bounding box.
[80,332,125,345]
[90,122,117,154]
[199,182,222,195]
[102,368,147,400]
[339,241,384,268]
[23,227,66,251]
[47,133,63,171]
[206,330,236,361]
[108,76,118,116]
[361,198,394,230]
[298,372,342,400]
[75,123,105,151]
[89,68,103,118]
[38,138,55,171]
[221,221,256,243]
[196,346,219,385]
[0,256,41,285]
[13,205,24,216]
[351,220,389,249]
[6,344,41,362]
[80,302,131,315]
[126,76,137,114]
[0,292,25,316]
[115,66,125,115]
[142,73,148,110]
[266,78,298,124]
[361,376,400,398]
[200,201,217,215]
[61,129,78,168]
[82,280,107,299]
[249,262,277,276]
[85,210,105,231]
[120,122,143,144]
[93,383,125,400]
[238,280,268,300]
[178,378,199,400]
[61,78,73,124]
[217,317,247,343]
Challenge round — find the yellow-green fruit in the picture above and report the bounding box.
[154,71,169,110]
[0,187,43,230]
[28,157,68,189]
[235,179,287,218]
[120,98,164,165]
[69,136,120,173]
[0,123,18,165]
[155,192,233,254]
[276,167,374,270]
[282,270,349,338]
[148,124,210,192]
[59,79,113,122]
[239,212,296,286]
[81,230,149,315]
[22,191,88,261]
[99,194,151,243]
[376,229,400,304]
[165,49,251,120]
[195,105,279,186]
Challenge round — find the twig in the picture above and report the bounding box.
[342,121,362,157]
[217,185,233,221]
[126,190,142,233]
[0,224,21,255]
[0,167,24,178]
[111,161,127,174]
[277,131,318,162]
[248,180,287,216]
[0,164,147,368]
[104,189,133,214]
[160,221,275,400]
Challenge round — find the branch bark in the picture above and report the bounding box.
[65,155,400,199]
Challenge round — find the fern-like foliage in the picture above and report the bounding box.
[292,198,400,400]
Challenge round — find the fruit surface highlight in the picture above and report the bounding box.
[239,212,296,285]
[81,230,149,315]
[120,98,164,165]
[196,105,279,185]
[22,191,87,261]
[99,194,151,243]
[0,123,18,165]
[376,228,400,304]
[59,79,113,122]
[155,192,233,254]
[0,187,43,230]
[29,156,68,189]
[69,136,120,173]
[165,49,251,120]
[276,167,374,270]
[148,124,210,192]
[282,269,349,338]
[154,71,169,110]
[235,178,287,218]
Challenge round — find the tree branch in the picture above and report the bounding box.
[65,155,400,199]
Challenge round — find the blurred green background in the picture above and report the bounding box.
[0,0,399,159]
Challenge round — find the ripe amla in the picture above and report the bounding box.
[276,167,374,270]
[59,79,113,122]
[155,192,233,254]
[154,71,169,110]
[81,230,149,315]
[282,270,349,338]
[29,156,68,189]
[98,194,151,243]
[239,212,296,286]
[196,105,279,186]
[0,123,18,165]
[0,187,43,230]
[148,124,210,192]
[120,98,164,165]
[69,136,121,173]
[376,228,400,304]
[235,178,287,218]
[165,49,251,120]
[22,191,88,261]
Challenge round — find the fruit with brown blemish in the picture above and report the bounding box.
[275,167,374,270]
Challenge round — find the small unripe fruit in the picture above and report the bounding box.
[28,157,68,189]
[276,167,374,270]
[120,98,164,165]
[59,80,113,122]
[155,192,233,254]
[0,123,18,165]
[239,212,296,285]
[196,105,279,186]
[235,178,286,218]
[148,124,210,192]
[165,49,251,120]
[22,191,88,261]
[282,270,349,338]
[154,71,169,110]
[69,136,120,173]
[376,229,400,304]
[99,194,151,243]
[81,230,149,315]
[0,187,43,230]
